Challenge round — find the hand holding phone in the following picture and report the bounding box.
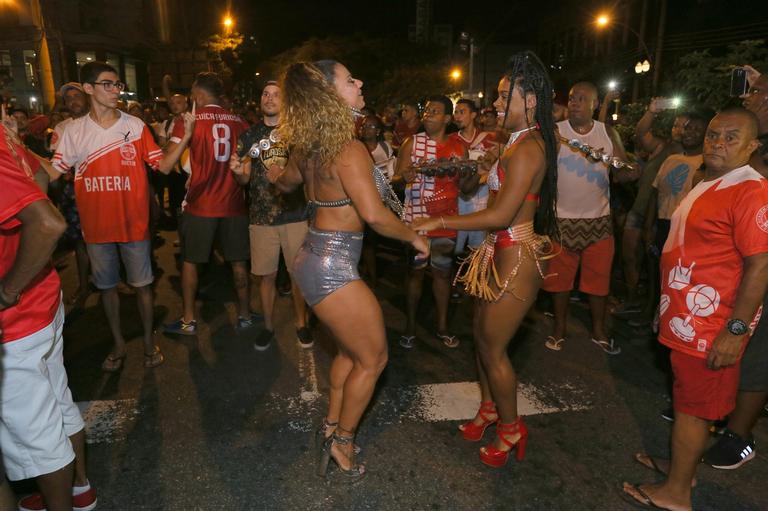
[730,67,748,97]
[652,97,679,110]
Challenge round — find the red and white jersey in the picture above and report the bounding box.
[0,125,60,343]
[449,129,496,159]
[403,132,465,238]
[659,165,768,359]
[171,104,249,217]
[49,117,73,152]
[52,111,162,243]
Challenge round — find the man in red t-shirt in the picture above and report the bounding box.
[51,62,193,373]
[624,108,768,510]
[0,120,97,510]
[162,72,254,336]
[395,95,475,349]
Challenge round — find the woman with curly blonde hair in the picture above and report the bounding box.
[267,60,429,482]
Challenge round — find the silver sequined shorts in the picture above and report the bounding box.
[292,227,363,306]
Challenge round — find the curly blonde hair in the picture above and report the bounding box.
[278,62,355,167]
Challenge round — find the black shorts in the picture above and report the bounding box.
[740,295,768,392]
[179,213,249,264]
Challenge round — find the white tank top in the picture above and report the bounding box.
[556,120,613,219]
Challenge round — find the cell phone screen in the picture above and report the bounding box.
[730,68,748,97]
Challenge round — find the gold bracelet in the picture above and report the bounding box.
[440,216,446,229]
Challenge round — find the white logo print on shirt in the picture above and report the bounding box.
[668,259,695,290]
[669,283,720,343]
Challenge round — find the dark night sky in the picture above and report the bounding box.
[232,0,768,58]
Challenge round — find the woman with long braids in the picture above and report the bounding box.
[412,51,558,467]
[263,61,429,482]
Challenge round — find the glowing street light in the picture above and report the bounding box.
[450,68,462,81]
[635,59,651,74]
[608,80,618,90]
[223,15,234,32]
[595,14,610,27]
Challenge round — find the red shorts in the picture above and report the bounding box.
[670,350,740,421]
[540,236,614,296]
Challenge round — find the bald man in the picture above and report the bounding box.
[543,81,632,355]
[624,107,768,510]
[702,74,768,471]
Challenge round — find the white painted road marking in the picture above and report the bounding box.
[77,399,139,444]
[403,381,590,422]
[79,381,591,441]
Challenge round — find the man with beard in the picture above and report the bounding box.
[50,83,91,310]
[230,81,313,351]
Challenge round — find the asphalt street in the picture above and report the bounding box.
[19,230,768,511]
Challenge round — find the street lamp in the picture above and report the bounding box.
[595,14,610,28]
[635,59,651,74]
[594,13,651,65]
[223,14,234,33]
[450,68,462,81]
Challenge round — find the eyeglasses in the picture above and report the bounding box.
[90,80,126,92]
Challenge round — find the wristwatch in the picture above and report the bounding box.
[726,319,749,336]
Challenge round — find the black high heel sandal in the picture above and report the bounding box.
[316,431,366,483]
[315,419,361,454]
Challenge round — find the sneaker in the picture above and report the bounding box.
[163,317,197,336]
[703,429,756,470]
[254,329,275,351]
[236,313,263,332]
[660,407,675,422]
[19,486,98,511]
[297,326,314,348]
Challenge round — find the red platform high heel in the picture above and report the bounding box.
[479,416,528,468]
[458,401,498,441]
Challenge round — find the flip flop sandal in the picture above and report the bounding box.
[634,453,697,487]
[144,347,165,368]
[101,353,126,373]
[592,337,621,355]
[399,335,416,349]
[436,333,460,348]
[619,483,675,510]
[545,336,566,351]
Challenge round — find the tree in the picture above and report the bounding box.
[674,39,768,110]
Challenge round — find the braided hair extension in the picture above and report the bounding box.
[503,51,558,238]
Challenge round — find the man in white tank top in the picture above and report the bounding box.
[542,82,633,355]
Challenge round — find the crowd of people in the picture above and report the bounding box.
[0,49,766,510]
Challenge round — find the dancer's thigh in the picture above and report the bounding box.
[313,280,387,365]
[476,251,543,357]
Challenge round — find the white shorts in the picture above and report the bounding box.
[0,301,84,480]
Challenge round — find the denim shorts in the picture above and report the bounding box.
[409,236,456,273]
[86,239,153,290]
